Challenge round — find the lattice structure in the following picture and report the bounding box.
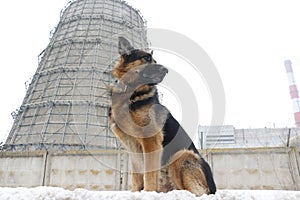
[4,0,148,151]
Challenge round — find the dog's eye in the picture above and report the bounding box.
[142,55,152,62]
[124,51,140,63]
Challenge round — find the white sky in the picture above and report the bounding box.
[0,0,300,142]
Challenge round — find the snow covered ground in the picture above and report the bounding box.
[0,187,300,200]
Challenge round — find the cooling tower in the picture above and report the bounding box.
[4,0,148,151]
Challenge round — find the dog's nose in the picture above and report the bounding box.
[159,66,168,74]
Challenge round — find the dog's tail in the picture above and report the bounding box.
[168,150,216,196]
[199,157,216,194]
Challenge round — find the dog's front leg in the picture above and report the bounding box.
[140,133,163,191]
[130,152,144,191]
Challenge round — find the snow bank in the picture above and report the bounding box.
[0,187,300,200]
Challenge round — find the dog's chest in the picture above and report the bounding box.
[129,105,153,127]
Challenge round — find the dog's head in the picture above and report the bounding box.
[112,37,168,88]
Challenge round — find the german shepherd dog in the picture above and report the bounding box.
[109,37,216,196]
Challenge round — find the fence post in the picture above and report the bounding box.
[287,128,291,147]
[41,151,48,186]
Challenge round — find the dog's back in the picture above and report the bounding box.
[161,113,216,194]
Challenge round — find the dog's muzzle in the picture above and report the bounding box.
[142,64,168,83]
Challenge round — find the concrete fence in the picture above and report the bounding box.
[0,147,299,190]
[0,150,122,190]
[203,147,300,190]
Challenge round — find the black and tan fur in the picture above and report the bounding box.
[109,37,216,196]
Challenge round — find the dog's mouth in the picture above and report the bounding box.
[147,82,158,87]
[143,74,166,86]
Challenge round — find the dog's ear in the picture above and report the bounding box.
[118,37,134,55]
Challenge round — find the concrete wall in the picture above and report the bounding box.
[203,147,300,190]
[0,147,299,190]
[0,150,122,190]
[0,151,45,187]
